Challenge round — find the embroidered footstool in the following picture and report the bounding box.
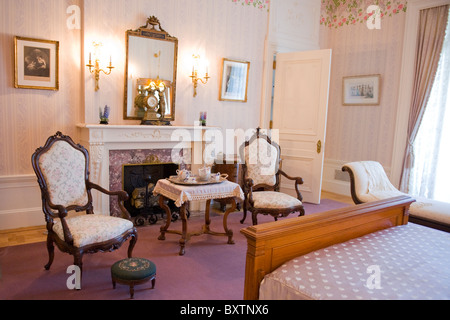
[111,257,156,299]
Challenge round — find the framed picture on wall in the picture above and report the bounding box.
[342,74,380,106]
[14,36,59,90]
[219,58,250,102]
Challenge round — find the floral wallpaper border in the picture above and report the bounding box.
[320,0,407,28]
[232,0,270,11]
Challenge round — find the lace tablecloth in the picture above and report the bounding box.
[153,178,244,207]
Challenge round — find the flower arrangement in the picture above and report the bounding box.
[199,112,207,126]
[99,105,110,124]
[320,0,407,29]
[232,0,270,11]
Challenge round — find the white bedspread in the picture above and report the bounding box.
[259,223,450,300]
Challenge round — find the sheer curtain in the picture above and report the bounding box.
[409,7,450,203]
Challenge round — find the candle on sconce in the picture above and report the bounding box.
[89,52,92,64]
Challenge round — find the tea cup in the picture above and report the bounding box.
[212,172,228,182]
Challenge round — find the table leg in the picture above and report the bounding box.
[203,199,212,233]
[202,197,236,245]
[223,198,236,244]
[158,195,171,241]
[178,203,188,256]
[157,194,237,254]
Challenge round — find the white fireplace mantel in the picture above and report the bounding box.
[77,123,213,214]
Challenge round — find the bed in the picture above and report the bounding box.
[240,195,450,300]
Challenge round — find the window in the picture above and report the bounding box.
[409,8,450,203]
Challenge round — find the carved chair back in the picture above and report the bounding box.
[240,128,282,191]
[32,132,94,226]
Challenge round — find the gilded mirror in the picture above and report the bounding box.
[124,16,178,124]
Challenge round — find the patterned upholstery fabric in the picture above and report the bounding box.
[111,258,156,281]
[245,138,278,186]
[252,191,302,209]
[52,214,134,247]
[38,140,88,207]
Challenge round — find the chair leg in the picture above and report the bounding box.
[74,252,83,288]
[298,206,305,217]
[240,211,247,224]
[240,199,248,224]
[44,236,54,270]
[128,231,138,258]
[252,212,258,225]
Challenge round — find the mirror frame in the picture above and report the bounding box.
[123,16,178,122]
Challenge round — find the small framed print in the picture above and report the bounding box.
[14,36,59,90]
[342,74,380,106]
[219,58,250,102]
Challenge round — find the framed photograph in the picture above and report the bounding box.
[14,36,59,90]
[342,74,380,106]
[219,58,250,102]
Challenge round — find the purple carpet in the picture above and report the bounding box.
[0,199,350,300]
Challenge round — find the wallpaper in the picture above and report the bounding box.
[321,9,407,167]
[232,0,270,10]
[0,0,82,176]
[0,0,268,176]
[320,0,407,28]
[83,0,268,134]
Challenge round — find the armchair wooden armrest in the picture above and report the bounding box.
[279,169,304,201]
[43,195,75,245]
[88,181,132,220]
[243,177,255,206]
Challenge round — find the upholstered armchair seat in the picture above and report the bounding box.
[252,191,302,209]
[52,215,134,248]
[342,160,450,232]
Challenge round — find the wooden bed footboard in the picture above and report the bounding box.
[240,195,415,300]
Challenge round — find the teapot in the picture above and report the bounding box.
[176,169,191,181]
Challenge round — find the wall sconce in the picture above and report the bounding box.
[189,54,210,97]
[86,42,114,91]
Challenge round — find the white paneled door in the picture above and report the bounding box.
[272,49,332,204]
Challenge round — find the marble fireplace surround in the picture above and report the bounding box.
[77,124,209,215]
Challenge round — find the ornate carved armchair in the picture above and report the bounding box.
[240,128,305,225]
[31,132,138,285]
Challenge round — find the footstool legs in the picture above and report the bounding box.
[130,285,134,299]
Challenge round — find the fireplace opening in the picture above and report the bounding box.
[122,162,178,226]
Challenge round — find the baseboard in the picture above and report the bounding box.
[0,174,44,230]
[322,158,392,197]
[0,207,44,230]
[322,159,351,196]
